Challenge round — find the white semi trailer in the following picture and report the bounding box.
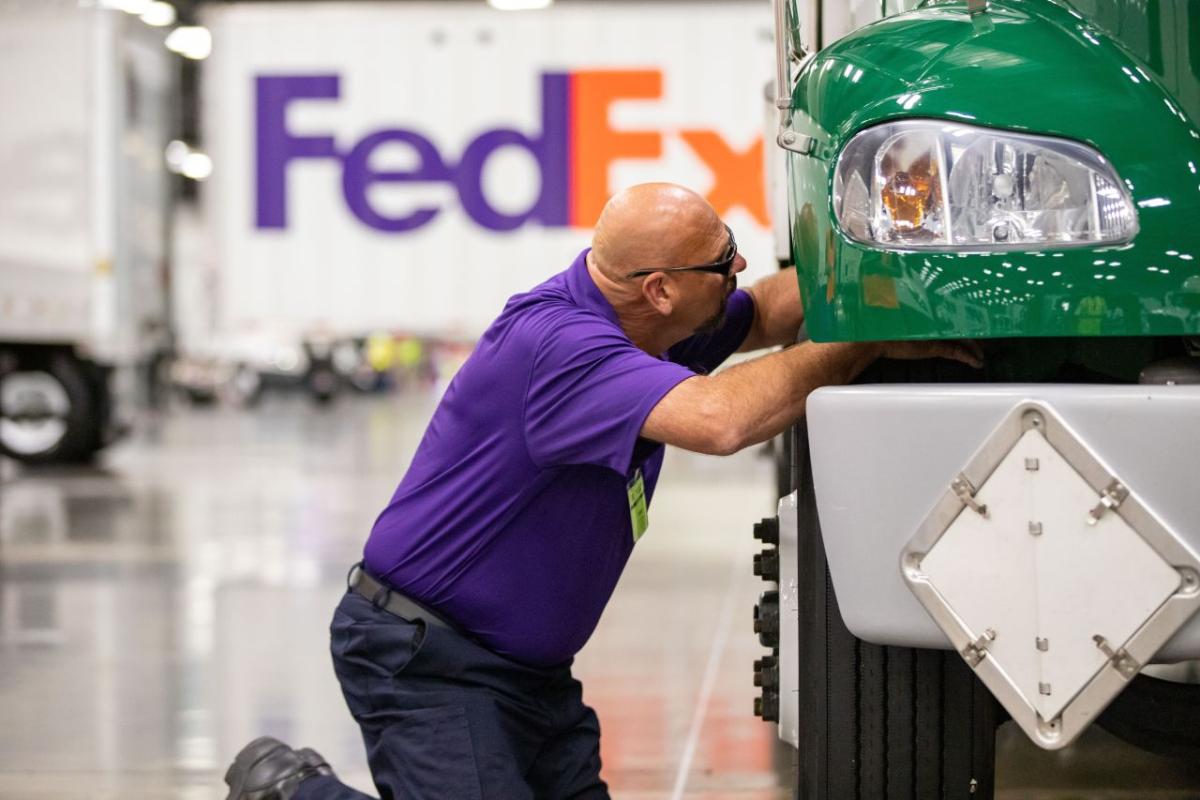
[0,1,175,464]
[181,0,777,394]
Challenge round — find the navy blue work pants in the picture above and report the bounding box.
[293,589,610,800]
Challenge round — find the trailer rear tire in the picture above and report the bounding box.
[0,353,101,465]
[307,368,338,405]
[792,423,999,800]
[223,365,263,408]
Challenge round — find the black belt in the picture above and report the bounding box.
[347,563,456,632]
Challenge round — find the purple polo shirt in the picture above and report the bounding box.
[363,249,755,667]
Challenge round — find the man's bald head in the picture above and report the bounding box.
[590,183,724,281]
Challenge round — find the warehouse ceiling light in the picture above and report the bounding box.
[140,2,176,27]
[165,26,212,60]
[164,140,190,172]
[487,0,553,10]
[181,152,213,181]
[164,140,212,181]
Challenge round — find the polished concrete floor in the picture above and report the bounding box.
[1,391,1199,799]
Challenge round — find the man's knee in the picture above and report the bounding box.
[362,705,486,800]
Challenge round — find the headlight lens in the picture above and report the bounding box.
[833,120,1138,250]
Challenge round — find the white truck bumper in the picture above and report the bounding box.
[806,384,1200,747]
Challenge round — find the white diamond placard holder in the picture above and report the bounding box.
[902,402,1200,749]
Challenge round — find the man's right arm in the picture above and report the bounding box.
[641,340,982,456]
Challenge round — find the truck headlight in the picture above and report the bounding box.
[833,120,1138,250]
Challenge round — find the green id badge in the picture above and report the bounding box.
[627,468,649,543]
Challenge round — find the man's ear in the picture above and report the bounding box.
[639,273,675,317]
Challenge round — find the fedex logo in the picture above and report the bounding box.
[256,71,766,233]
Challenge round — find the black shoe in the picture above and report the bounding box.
[224,736,333,800]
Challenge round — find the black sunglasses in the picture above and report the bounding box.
[624,225,738,279]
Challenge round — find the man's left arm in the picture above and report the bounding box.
[739,266,803,352]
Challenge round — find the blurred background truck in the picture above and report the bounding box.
[2,0,781,453]
[0,0,175,464]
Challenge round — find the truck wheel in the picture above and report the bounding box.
[792,423,999,799]
[223,365,263,408]
[1098,673,1200,760]
[0,353,100,465]
[307,368,338,405]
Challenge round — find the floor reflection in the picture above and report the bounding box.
[0,393,784,799]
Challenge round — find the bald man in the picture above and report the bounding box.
[224,184,981,800]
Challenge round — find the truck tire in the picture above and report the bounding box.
[792,422,999,800]
[223,364,263,408]
[307,367,338,405]
[1098,673,1200,760]
[0,352,100,465]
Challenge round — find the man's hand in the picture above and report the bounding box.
[877,339,985,369]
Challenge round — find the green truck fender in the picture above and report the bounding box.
[783,0,1200,341]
